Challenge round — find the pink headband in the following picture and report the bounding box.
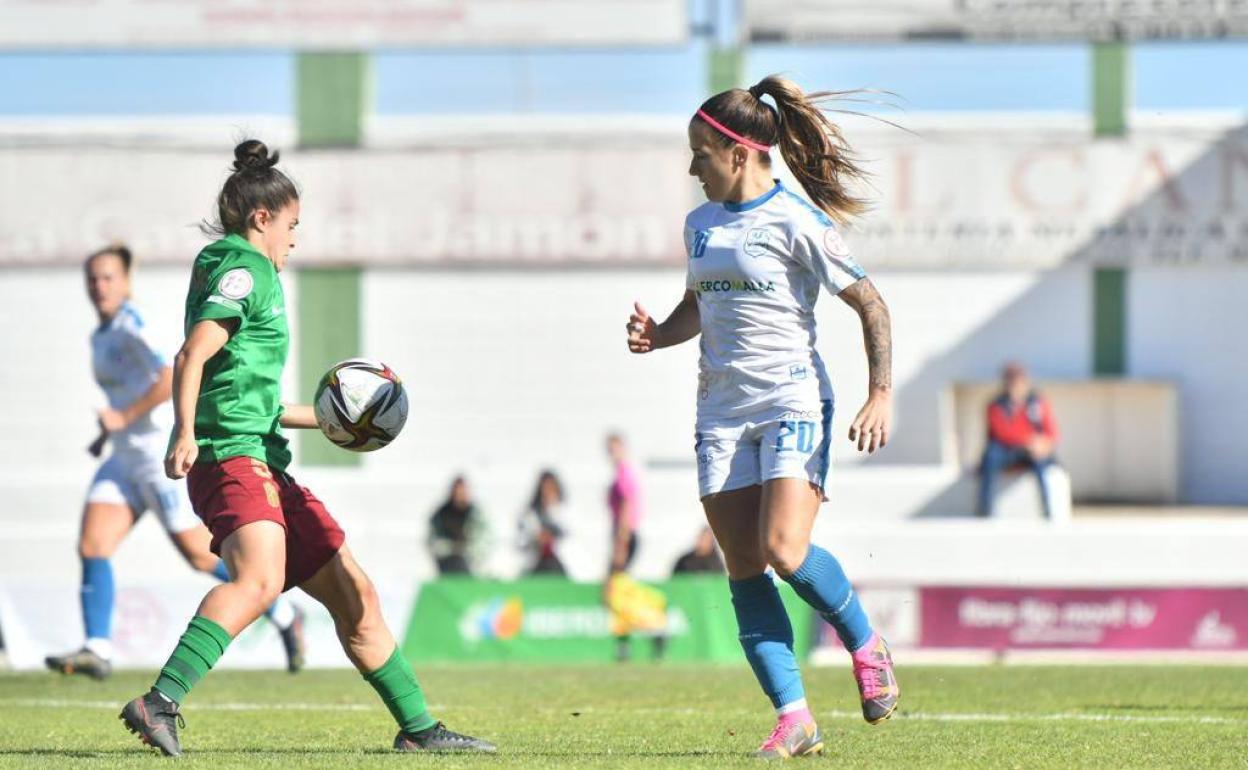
[695,109,771,152]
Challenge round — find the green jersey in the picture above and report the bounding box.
[184,234,292,471]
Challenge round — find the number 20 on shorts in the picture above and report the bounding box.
[775,421,816,453]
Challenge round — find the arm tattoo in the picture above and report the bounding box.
[840,279,893,392]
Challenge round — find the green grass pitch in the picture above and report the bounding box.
[1,664,1245,768]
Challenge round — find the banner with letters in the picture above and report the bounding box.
[919,587,1248,650]
[745,0,1248,42]
[401,575,815,663]
[3,120,1246,269]
[0,0,686,49]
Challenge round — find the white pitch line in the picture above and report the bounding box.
[2,699,374,712]
[3,699,1243,726]
[820,709,1246,726]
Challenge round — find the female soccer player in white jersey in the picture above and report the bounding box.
[44,245,306,680]
[627,76,898,759]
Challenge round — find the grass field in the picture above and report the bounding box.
[1,663,1246,768]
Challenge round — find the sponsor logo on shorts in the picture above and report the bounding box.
[780,409,820,420]
[263,481,280,508]
[790,364,808,381]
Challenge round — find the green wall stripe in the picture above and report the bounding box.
[297,268,361,466]
[297,52,369,148]
[708,47,743,95]
[1092,41,1129,138]
[1093,267,1127,376]
[294,50,367,464]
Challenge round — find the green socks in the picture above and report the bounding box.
[152,621,431,736]
[153,616,233,704]
[363,647,436,734]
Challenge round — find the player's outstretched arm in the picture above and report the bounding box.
[627,290,700,354]
[838,278,893,454]
[166,319,231,479]
[279,404,318,429]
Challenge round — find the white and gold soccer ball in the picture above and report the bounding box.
[313,358,409,452]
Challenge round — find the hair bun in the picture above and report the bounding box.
[232,139,279,172]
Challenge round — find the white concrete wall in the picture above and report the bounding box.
[0,264,1243,603]
[1128,267,1248,504]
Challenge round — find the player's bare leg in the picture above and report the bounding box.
[121,521,286,756]
[299,547,495,753]
[194,520,287,635]
[169,525,306,672]
[46,502,135,680]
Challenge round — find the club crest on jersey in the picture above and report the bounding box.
[691,229,710,259]
[218,268,254,300]
[743,228,771,257]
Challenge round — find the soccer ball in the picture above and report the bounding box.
[313,358,408,452]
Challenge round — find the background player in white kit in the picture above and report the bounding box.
[626,75,899,759]
[44,244,306,679]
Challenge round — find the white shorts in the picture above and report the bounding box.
[695,399,834,499]
[85,452,201,534]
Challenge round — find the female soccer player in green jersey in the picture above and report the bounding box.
[119,141,495,756]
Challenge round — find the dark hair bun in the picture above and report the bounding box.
[233,139,280,172]
[113,244,133,267]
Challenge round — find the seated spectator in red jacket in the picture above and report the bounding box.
[977,362,1059,518]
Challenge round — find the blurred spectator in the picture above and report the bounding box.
[427,475,483,576]
[604,433,666,661]
[518,469,567,576]
[606,433,642,574]
[672,526,724,575]
[978,363,1060,519]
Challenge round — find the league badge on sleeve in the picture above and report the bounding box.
[218,268,255,300]
[822,227,850,258]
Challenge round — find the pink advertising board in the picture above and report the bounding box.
[920,587,1248,650]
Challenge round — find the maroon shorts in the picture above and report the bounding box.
[187,456,345,591]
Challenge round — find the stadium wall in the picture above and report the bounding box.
[1,264,1244,561]
[2,264,1246,669]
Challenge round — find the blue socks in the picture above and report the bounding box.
[730,573,805,709]
[81,557,114,643]
[780,545,873,652]
[210,560,231,582]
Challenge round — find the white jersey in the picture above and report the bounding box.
[90,302,171,458]
[684,181,865,419]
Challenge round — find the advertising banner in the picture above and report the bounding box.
[3,122,1246,269]
[0,578,416,670]
[0,1,686,49]
[401,575,815,663]
[920,587,1248,650]
[0,144,688,268]
[745,0,1248,42]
